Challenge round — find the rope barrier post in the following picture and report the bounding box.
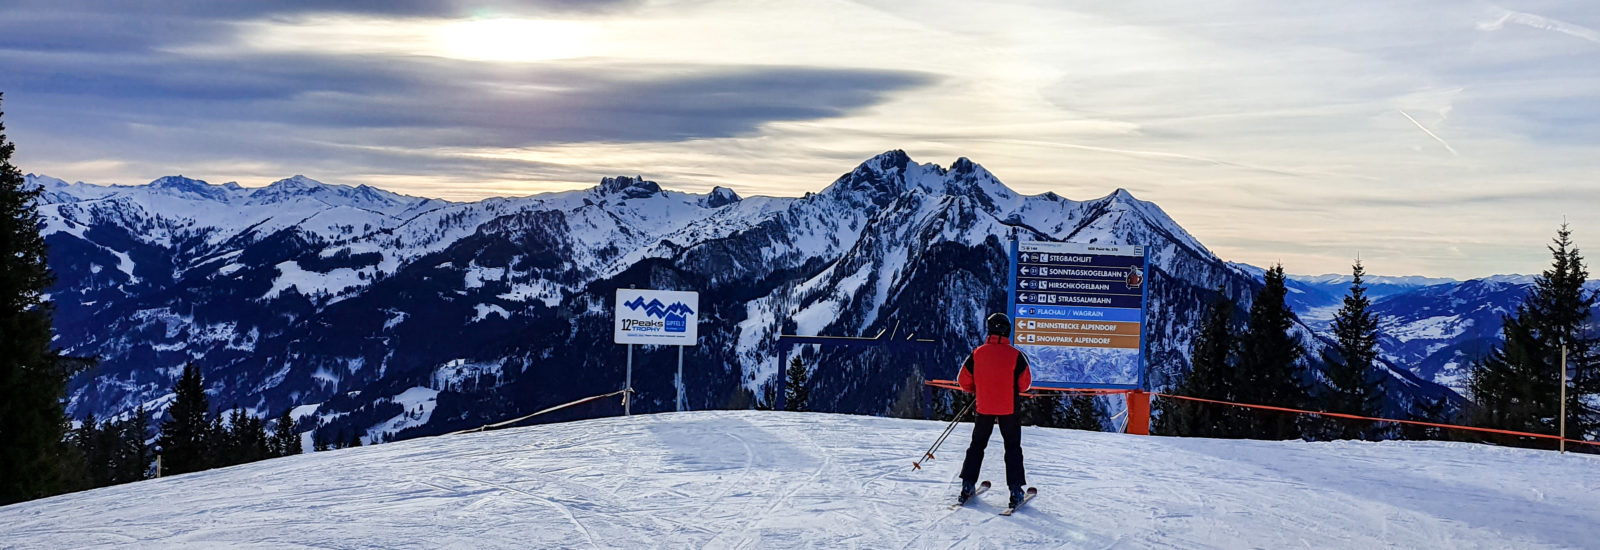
[1125,390,1151,435]
[1560,344,1568,454]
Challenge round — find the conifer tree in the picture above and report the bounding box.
[157,363,213,475]
[225,407,270,464]
[73,409,157,488]
[1235,264,1309,440]
[1400,394,1449,441]
[272,409,301,457]
[209,412,232,466]
[0,92,83,504]
[1155,288,1238,437]
[1318,260,1384,440]
[115,406,153,483]
[1468,224,1597,446]
[1019,392,1104,430]
[784,355,810,412]
[1018,393,1058,427]
[887,368,926,419]
[73,412,110,488]
[1060,395,1105,431]
[244,412,269,462]
[1540,225,1599,442]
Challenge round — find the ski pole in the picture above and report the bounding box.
[912,400,974,471]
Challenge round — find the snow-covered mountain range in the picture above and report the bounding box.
[34,151,1458,442]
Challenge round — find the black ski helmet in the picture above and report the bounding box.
[986,313,1012,337]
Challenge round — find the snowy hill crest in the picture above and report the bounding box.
[2,411,1596,548]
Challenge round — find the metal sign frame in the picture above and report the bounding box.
[614,288,700,415]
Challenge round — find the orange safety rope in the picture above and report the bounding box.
[924,379,1598,448]
[924,379,1131,396]
[1153,392,1600,449]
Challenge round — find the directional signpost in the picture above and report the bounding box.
[615,288,699,415]
[1006,240,1149,390]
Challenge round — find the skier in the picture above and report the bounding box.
[956,312,1032,510]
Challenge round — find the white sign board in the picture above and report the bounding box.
[614,289,699,345]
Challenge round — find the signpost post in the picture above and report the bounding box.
[614,288,700,416]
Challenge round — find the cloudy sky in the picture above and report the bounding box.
[2,0,1597,278]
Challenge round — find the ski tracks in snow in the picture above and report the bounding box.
[7,411,1600,549]
[430,473,600,550]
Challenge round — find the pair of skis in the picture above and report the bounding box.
[950,481,1037,515]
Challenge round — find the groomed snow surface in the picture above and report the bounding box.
[2,411,1597,549]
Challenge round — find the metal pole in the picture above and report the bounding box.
[626,343,633,416]
[1560,344,1568,454]
[776,341,787,412]
[677,345,685,412]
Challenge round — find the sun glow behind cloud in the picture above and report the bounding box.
[435,19,597,62]
[225,16,600,62]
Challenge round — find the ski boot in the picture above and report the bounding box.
[1008,486,1026,509]
[957,480,977,504]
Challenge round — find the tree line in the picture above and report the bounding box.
[151,363,306,477]
[43,362,312,497]
[1157,225,1597,450]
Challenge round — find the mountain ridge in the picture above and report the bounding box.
[31,152,1458,443]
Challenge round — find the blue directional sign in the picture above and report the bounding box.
[1006,240,1149,389]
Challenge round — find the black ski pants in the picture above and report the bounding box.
[959,413,1025,489]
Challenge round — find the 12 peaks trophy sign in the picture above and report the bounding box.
[1006,240,1149,389]
[614,289,699,345]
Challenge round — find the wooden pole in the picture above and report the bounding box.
[1560,344,1568,454]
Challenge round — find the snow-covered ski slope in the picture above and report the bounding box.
[3,411,1597,549]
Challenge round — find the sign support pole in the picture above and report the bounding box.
[1561,344,1568,454]
[625,343,633,416]
[615,287,698,418]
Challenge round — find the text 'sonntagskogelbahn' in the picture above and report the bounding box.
[1012,242,1146,351]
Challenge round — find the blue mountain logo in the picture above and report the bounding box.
[624,297,695,333]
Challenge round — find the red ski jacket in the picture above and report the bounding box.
[957,335,1032,416]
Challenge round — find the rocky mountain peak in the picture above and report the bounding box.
[597,175,662,199]
[702,186,741,208]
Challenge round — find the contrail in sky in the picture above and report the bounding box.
[1399,110,1459,157]
[1479,8,1600,44]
